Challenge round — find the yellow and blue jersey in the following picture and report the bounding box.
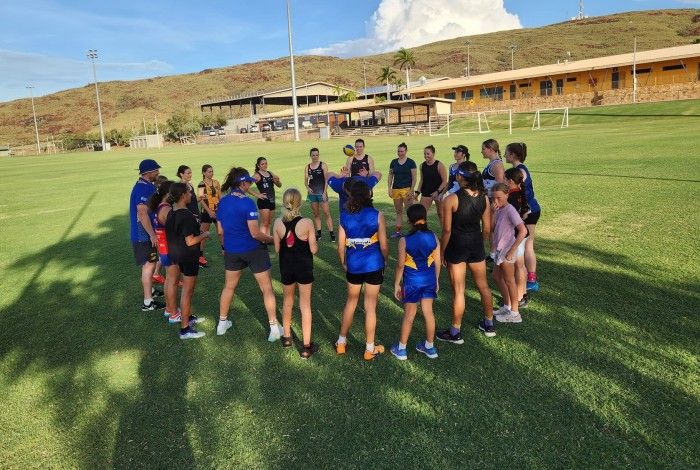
[403,231,438,287]
[341,207,384,274]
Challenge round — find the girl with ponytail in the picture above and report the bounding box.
[390,204,442,361]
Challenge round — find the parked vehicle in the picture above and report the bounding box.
[208,130,217,136]
[286,121,295,129]
[301,120,313,129]
[239,127,248,133]
[250,124,260,132]
[272,121,284,131]
[261,123,271,132]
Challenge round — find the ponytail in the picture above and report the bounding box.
[166,182,188,205]
[148,180,174,213]
[345,180,373,213]
[281,188,302,222]
[406,204,431,235]
[505,142,527,162]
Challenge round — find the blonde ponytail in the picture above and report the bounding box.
[282,188,302,221]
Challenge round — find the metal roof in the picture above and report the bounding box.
[199,81,357,108]
[408,44,700,94]
[259,97,455,120]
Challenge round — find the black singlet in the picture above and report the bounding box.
[452,190,486,234]
[256,171,275,200]
[279,217,313,282]
[307,162,325,194]
[420,160,442,196]
[350,155,370,176]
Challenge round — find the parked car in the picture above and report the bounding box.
[250,124,260,132]
[261,123,271,132]
[301,120,312,129]
[272,121,284,131]
[218,129,226,135]
[239,127,248,133]
[286,121,295,129]
[208,130,217,136]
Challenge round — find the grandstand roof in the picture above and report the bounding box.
[259,97,454,120]
[408,44,700,94]
[199,82,356,109]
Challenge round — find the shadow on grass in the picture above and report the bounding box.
[0,201,698,467]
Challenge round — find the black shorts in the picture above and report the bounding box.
[524,211,541,225]
[280,268,314,286]
[132,241,157,266]
[178,260,200,277]
[445,232,486,264]
[257,198,276,211]
[224,245,271,273]
[346,269,384,285]
[200,210,216,224]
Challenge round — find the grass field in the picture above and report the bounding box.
[1,100,699,468]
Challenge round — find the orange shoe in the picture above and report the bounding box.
[152,274,165,285]
[335,342,346,355]
[363,345,385,361]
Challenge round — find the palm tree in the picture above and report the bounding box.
[393,47,416,96]
[378,66,398,101]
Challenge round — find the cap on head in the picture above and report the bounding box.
[452,145,468,155]
[138,159,161,174]
[237,174,256,183]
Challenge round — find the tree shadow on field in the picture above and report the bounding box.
[0,203,698,467]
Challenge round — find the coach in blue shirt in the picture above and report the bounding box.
[215,167,283,342]
[327,166,382,215]
[129,159,164,311]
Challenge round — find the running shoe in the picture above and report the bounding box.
[493,305,511,317]
[329,232,336,242]
[495,312,522,323]
[267,323,284,342]
[316,231,322,241]
[179,327,205,340]
[390,344,408,361]
[217,319,232,336]
[198,256,208,267]
[526,280,540,292]
[300,342,319,359]
[363,345,385,361]
[188,315,205,325]
[168,314,181,324]
[390,231,402,239]
[151,286,164,298]
[478,320,496,337]
[335,341,347,355]
[141,299,165,311]
[436,329,464,344]
[152,274,165,285]
[415,341,438,359]
[519,293,530,309]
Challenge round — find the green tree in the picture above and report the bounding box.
[166,108,200,141]
[393,47,416,96]
[378,66,398,101]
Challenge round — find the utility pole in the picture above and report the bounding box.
[510,44,517,71]
[363,60,368,93]
[26,85,41,154]
[632,36,637,103]
[87,50,107,151]
[286,0,300,142]
[466,40,471,78]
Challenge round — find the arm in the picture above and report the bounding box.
[321,162,330,196]
[410,168,417,192]
[157,205,171,226]
[439,195,456,266]
[198,183,216,217]
[337,225,347,270]
[304,218,318,255]
[272,172,282,188]
[217,220,224,244]
[387,164,394,196]
[370,170,382,182]
[137,204,157,245]
[507,222,527,262]
[433,235,442,293]
[394,237,406,301]
[247,219,273,244]
[377,211,389,264]
[368,156,375,174]
[436,162,448,195]
[272,219,282,253]
[185,231,209,246]
[493,161,505,184]
[481,197,492,241]
[303,164,312,194]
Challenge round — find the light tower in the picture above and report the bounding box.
[86,49,107,151]
[576,1,585,20]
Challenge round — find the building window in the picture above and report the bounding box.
[540,80,553,96]
[556,79,564,95]
[510,84,516,99]
[519,83,530,87]
[444,92,456,100]
[567,77,577,82]
[612,71,620,90]
[480,86,504,101]
[662,64,684,71]
[632,68,651,75]
[460,90,473,100]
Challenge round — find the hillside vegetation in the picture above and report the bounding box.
[0,8,698,144]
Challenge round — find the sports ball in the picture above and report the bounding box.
[343,144,355,157]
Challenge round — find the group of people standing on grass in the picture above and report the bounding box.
[128,136,541,360]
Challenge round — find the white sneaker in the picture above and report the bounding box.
[495,311,522,323]
[493,305,511,317]
[217,319,232,336]
[267,323,283,342]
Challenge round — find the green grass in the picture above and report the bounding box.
[1,100,699,468]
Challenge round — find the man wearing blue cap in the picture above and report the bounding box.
[130,159,164,311]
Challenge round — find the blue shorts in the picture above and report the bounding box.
[307,193,327,203]
[402,283,437,304]
[159,253,173,267]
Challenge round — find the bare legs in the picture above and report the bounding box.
[448,260,494,327]
[282,282,313,346]
[398,299,435,345]
[339,283,380,345]
[165,264,180,316]
[141,261,156,301]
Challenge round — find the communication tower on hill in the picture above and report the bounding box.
[575,1,586,20]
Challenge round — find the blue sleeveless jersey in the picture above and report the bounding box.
[516,163,540,213]
[403,231,438,288]
[341,207,384,274]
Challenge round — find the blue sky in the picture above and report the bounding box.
[0,0,695,102]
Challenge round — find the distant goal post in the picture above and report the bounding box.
[429,109,512,137]
[532,107,569,130]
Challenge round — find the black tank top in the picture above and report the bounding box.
[184,182,200,218]
[350,155,370,176]
[279,217,313,273]
[307,162,325,194]
[256,171,275,200]
[452,190,486,234]
[420,160,442,195]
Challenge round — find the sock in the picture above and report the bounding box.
[527,272,537,282]
[180,327,189,334]
[503,304,511,311]
[366,342,374,352]
[144,297,153,305]
[269,320,278,328]
[398,342,406,350]
[337,335,347,345]
[316,230,321,237]
[219,317,227,322]
[484,319,493,327]
[449,325,460,336]
[425,341,434,349]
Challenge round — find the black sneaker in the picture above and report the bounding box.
[142,298,165,311]
[478,320,496,337]
[519,293,530,309]
[436,329,464,344]
[329,232,336,242]
[316,230,322,241]
[151,286,164,298]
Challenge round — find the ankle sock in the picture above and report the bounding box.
[449,326,460,336]
[527,272,537,282]
[425,341,434,349]
[144,298,153,305]
[366,342,374,352]
[398,342,406,350]
[337,335,347,345]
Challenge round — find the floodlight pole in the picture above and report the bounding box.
[510,44,517,71]
[632,36,637,104]
[286,0,300,142]
[26,85,41,154]
[466,40,471,78]
[87,50,107,151]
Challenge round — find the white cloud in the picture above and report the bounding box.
[307,0,521,56]
[0,49,173,102]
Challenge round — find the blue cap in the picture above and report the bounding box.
[456,167,472,178]
[138,159,160,174]
[238,174,256,183]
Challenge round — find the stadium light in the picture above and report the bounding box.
[26,85,41,154]
[510,44,517,70]
[632,36,637,104]
[465,40,471,78]
[286,0,300,142]
[86,50,107,151]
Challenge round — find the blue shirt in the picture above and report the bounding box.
[341,206,384,274]
[516,163,540,213]
[389,158,416,189]
[403,231,438,288]
[129,177,156,242]
[217,191,260,253]
[328,175,379,213]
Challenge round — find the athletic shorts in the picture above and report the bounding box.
[524,211,541,225]
[390,188,412,200]
[517,237,527,258]
[346,268,384,286]
[307,193,328,204]
[224,245,271,273]
[402,283,437,304]
[179,259,200,277]
[280,267,314,286]
[132,241,157,266]
[200,210,217,224]
[257,198,276,211]
[445,232,485,264]
[494,248,517,266]
[159,253,173,267]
